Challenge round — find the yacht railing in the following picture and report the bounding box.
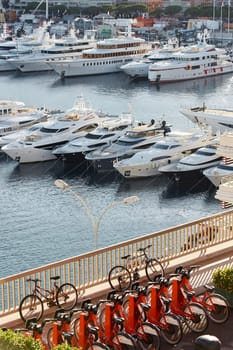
[1,209,233,317]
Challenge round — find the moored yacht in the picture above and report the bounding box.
[203,133,233,187]
[1,98,102,163]
[120,40,182,79]
[148,36,233,83]
[180,104,233,133]
[113,130,215,179]
[48,35,153,78]
[85,120,171,172]
[52,112,135,162]
[7,34,97,73]
[0,100,49,137]
[158,141,220,182]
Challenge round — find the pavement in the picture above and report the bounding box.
[161,308,233,350]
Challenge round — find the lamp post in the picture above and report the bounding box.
[54,179,139,249]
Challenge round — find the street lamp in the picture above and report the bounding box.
[54,179,139,249]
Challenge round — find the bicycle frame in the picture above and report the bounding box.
[31,280,57,303]
[78,303,100,349]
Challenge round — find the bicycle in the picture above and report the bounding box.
[175,265,230,324]
[122,284,161,350]
[15,317,54,350]
[108,244,165,291]
[146,281,183,345]
[19,276,78,322]
[163,274,209,333]
[47,308,81,349]
[73,299,111,350]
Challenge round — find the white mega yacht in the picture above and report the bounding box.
[180,104,233,133]
[1,98,102,163]
[113,130,216,179]
[48,35,152,78]
[148,37,233,83]
[7,34,96,73]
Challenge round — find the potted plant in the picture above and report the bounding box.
[212,266,233,307]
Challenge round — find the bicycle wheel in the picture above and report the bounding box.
[159,314,183,345]
[183,302,208,333]
[204,293,230,324]
[145,258,165,282]
[87,342,111,350]
[136,322,160,350]
[19,294,44,322]
[56,282,78,310]
[108,266,131,291]
[112,332,137,349]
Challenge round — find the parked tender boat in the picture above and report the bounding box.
[158,141,220,182]
[203,133,233,187]
[180,104,233,133]
[148,37,233,83]
[52,112,135,162]
[1,98,102,163]
[85,120,171,172]
[48,36,152,78]
[113,130,215,179]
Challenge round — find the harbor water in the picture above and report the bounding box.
[1,70,233,278]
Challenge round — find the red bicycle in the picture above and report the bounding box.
[146,281,183,345]
[175,265,230,324]
[73,299,110,350]
[98,291,138,349]
[122,284,161,350]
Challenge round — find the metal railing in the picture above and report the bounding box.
[1,209,233,317]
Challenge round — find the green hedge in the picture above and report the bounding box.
[212,266,233,306]
[0,329,81,350]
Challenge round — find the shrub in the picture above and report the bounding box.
[0,329,43,350]
[212,266,233,295]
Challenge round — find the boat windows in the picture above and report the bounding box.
[218,164,233,170]
[40,126,69,133]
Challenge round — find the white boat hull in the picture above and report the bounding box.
[203,165,233,187]
[50,57,138,78]
[114,157,179,178]
[148,62,233,83]
[2,145,57,163]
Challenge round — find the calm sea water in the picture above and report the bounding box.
[1,70,233,278]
